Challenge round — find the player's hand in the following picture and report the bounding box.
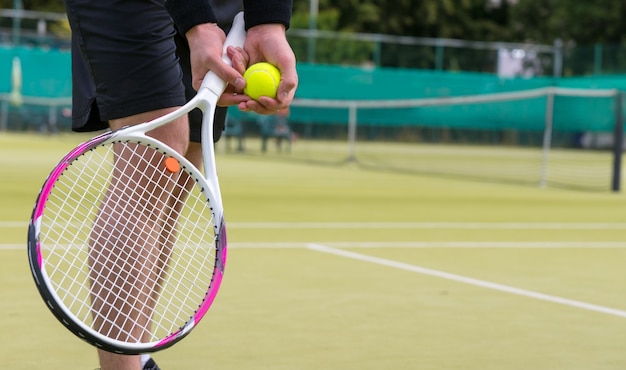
[185,23,248,106]
[239,23,298,115]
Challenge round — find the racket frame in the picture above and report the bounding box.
[27,12,245,354]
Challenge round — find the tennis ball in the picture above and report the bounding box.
[243,62,281,100]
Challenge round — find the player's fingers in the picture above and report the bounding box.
[198,69,245,93]
[223,67,246,92]
[191,69,206,92]
[227,46,249,76]
[192,70,245,93]
[271,50,297,105]
[195,57,246,93]
[238,99,280,115]
[218,91,249,107]
[277,69,298,104]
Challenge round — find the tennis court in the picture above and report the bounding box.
[2,132,626,369]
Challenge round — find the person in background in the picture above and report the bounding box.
[258,107,292,152]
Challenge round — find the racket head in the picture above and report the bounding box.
[27,131,227,354]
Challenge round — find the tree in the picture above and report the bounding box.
[509,0,626,45]
[292,0,511,40]
[290,0,513,68]
[0,0,64,12]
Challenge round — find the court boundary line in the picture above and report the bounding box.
[307,243,626,319]
[230,222,626,229]
[4,241,626,250]
[4,221,626,229]
[7,239,626,316]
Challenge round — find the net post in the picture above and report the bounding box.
[552,39,563,78]
[347,102,357,163]
[611,91,623,192]
[540,91,555,188]
[47,104,58,133]
[0,99,8,131]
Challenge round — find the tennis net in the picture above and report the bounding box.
[278,87,623,192]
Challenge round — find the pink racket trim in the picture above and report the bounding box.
[31,132,112,269]
[156,222,227,349]
[33,133,111,221]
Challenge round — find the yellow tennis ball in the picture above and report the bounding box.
[243,62,281,100]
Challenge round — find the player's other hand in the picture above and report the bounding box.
[239,23,298,115]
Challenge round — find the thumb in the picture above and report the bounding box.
[192,64,245,92]
[209,62,246,92]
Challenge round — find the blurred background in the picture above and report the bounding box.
[1,0,626,192]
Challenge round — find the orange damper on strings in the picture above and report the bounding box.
[164,157,181,173]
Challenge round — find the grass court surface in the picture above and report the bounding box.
[1,132,626,369]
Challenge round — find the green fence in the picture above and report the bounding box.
[0,46,623,134]
[0,45,71,97]
[280,64,621,133]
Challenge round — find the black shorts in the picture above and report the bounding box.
[65,0,230,143]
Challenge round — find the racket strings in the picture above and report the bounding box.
[44,144,116,321]
[39,140,219,344]
[88,143,199,342]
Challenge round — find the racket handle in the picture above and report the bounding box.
[200,12,246,96]
[221,12,246,66]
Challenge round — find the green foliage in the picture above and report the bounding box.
[510,0,626,45]
[8,0,626,46]
[290,0,514,66]
[293,0,511,40]
[291,0,626,46]
[8,0,626,68]
[0,0,64,12]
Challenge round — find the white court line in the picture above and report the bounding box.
[229,222,626,229]
[4,221,626,229]
[0,222,26,228]
[227,241,626,248]
[0,244,23,250]
[4,241,626,250]
[229,241,626,248]
[307,243,626,319]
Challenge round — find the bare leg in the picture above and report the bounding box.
[185,141,203,169]
[92,108,190,370]
[150,141,203,311]
[98,351,142,370]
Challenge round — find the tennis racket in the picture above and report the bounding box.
[27,12,245,355]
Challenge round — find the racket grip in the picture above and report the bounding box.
[199,12,246,96]
[222,12,246,65]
